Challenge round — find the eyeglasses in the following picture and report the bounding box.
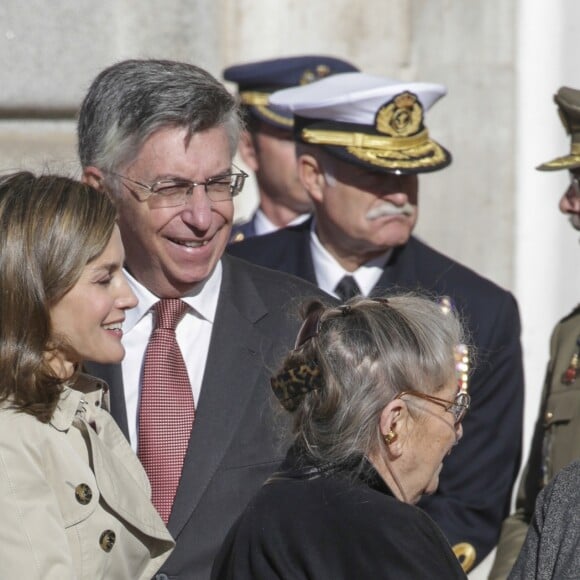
[395,390,470,426]
[109,164,248,208]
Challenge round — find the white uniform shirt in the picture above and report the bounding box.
[309,220,391,299]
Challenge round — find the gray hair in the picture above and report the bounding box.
[77,59,243,176]
[276,294,467,467]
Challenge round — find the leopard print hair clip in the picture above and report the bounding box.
[270,360,323,412]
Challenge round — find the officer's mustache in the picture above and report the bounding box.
[366,201,415,221]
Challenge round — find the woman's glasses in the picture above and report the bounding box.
[395,390,470,425]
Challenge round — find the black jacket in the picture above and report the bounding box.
[212,446,467,579]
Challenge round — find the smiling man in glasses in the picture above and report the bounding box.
[77,59,330,580]
[228,72,525,572]
[491,86,580,579]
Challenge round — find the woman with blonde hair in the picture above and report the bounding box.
[0,172,173,579]
[213,295,470,579]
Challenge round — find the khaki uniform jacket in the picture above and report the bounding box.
[0,374,174,580]
[490,307,580,579]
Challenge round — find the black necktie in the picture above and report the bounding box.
[334,275,361,301]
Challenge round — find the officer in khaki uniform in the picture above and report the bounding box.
[490,86,580,579]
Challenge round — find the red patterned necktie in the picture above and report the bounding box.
[138,298,195,523]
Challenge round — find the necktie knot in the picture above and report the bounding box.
[153,299,188,330]
[334,275,361,301]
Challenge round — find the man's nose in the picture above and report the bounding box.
[180,186,213,230]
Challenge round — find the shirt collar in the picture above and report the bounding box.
[123,261,222,332]
[254,208,311,236]
[309,219,391,298]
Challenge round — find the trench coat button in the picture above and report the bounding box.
[155,575,169,580]
[74,483,92,505]
[99,530,116,552]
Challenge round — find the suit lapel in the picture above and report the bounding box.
[297,221,318,284]
[371,238,419,295]
[295,219,319,285]
[168,256,270,538]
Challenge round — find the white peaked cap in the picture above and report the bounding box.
[268,72,451,174]
[269,72,447,123]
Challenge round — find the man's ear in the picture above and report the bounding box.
[82,166,105,191]
[238,130,259,172]
[297,154,325,204]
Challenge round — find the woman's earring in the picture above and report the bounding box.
[384,430,398,445]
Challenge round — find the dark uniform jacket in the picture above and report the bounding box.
[228,220,525,567]
[212,446,467,579]
[490,306,580,579]
[86,255,334,580]
[230,214,257,243]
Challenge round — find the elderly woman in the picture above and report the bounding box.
[212,296,470,579]
[0,172,174,579]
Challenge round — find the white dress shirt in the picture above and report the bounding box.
[309,220,391,298]
[121,263,222,451]
[254,208,310,236]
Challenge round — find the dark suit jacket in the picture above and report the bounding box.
[228,220,525,567]
[86,254,333,580]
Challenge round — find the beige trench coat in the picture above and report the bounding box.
[0,374,174,580]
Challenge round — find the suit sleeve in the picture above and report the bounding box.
[507,460,580,580]
[0,424,77,580]
[505,486,546,580]
[419,292,524,570]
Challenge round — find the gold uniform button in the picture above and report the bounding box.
[75,483,93,505]
[99,530,116,552]
[544,411,554,424]
[452,542,477,573]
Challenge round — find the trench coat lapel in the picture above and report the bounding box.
[82,415,173,546]
[84,361,130,439]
